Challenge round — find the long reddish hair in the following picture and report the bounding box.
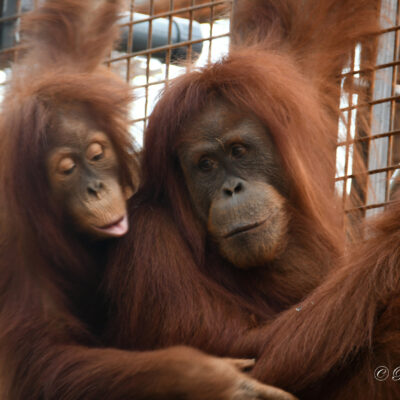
[140,48,343,266]
[108,49,346,349]
[0,1,136,282]
[0,2,136,395]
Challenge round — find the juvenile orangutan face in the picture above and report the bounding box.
[46,109,132,238]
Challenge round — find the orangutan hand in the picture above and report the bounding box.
[150,346,297,400]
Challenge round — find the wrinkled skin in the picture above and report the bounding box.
[178,100,289,268]
[46,106,132,238]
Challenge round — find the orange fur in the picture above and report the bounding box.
[105,1,394,399]
[0,2,300,399]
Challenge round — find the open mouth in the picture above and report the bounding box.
[94,214,129,237]
[224,219,267,239]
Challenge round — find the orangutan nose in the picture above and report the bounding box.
[87,180,104,198]
[222,178,245,197]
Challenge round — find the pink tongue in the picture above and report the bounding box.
[102,215,129,236]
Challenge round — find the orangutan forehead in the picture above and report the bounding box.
[179,103,267,147]
[46,106,101,148]
[188,99,245,131]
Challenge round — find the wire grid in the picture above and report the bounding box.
[0,0,233,144]
[112,0,232,144]
[337,0,400,217]
[0,0,398,215]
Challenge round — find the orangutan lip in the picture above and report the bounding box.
[98,216,124,230]
[93,214,129,237]
[224,219,267,238]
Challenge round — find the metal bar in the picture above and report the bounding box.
[341,59,400,77]
[340,94,400,112]
[385,0,400,202]
[366,0,397,216]
[164,0,174,84]
[125,0,136,82]
[108,32,230,61]
[120,0,232,24]
[336,163,400,181]
[208,0,216,63]
[144,0,155,124]
[341,49,356,209]
[186,0,195,69]
[345,201,391,213]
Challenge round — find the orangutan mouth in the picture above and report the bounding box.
[224,219,267,238]
[95,214,129,237]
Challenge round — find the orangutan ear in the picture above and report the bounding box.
[124,185,135,200]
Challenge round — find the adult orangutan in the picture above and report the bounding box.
[104,0,397,398]
[0,1,295,399]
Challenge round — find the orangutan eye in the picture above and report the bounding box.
[87,142,104,162]
[58,157,76,175]
[231,144,247,158]
[198,157,216,172]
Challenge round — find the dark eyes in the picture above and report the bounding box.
[87,142,104,162]
[92,153,103,161]
[198,158,215,172]
[231,144,247,158]
[197,144,247,172]
[58,157,76,176]
[63,165,76,175]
